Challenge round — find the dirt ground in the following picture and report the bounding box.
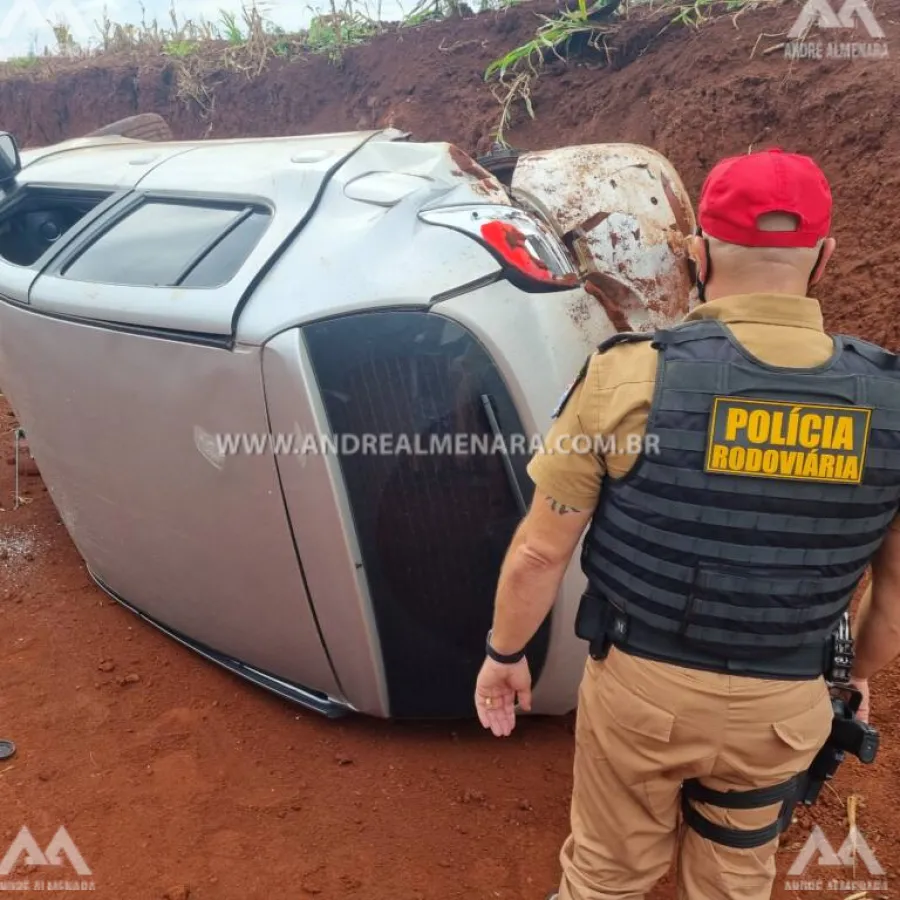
[2,0,900,896]
[2,403,900,900]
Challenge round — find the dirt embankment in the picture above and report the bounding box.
[2,2,900,898]
[2,1,899,342]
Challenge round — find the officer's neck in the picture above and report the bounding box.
[704,274,813,303]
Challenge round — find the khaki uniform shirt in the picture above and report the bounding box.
[526,292,900,530]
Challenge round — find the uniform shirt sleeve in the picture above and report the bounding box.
[525,355,606,511]
[526,340,658,512]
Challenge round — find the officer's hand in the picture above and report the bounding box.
[850,677,870,722]
[474,657,532,737]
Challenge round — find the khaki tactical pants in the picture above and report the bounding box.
[557,646,834,900]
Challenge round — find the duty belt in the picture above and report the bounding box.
[582,600,831,680]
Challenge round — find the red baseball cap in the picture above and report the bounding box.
[698,148,832,248]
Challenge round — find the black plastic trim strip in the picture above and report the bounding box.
[174,206,255,286]
[0,293,233,349]
[88,569,350,719]
[429,271,502,304]
[481,392,528,516]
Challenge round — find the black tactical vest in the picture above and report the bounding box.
[580,318,900,675]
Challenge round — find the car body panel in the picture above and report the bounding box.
[511,143,697,332]
[261,328,390,717]
[18,138,198,189]
[0,300,343,701]
[236,138,505,344]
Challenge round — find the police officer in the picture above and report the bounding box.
[473,148,900,900]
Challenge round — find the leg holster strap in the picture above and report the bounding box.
[681,776,799,849]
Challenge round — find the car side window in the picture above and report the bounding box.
[179,211,272,288]
[61,199,271,288]
[0,188,112,268]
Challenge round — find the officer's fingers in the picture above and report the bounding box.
[476,689,510,732]
[475,690,499,729]
[486,706,515,737]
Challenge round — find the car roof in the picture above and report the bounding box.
[17,129,395,194]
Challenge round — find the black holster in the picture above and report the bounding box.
[575,590,625,660]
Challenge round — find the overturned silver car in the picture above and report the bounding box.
[0,121,696,718]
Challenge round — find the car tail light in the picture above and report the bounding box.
[419,204,579,292]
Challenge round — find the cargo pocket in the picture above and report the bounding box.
[592,661,675,766]
[593,650,676,744]
[771,689,834,767]
[591,664,678,820]
[600,684,675,744]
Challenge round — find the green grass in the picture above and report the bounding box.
[482,0,763,146]
[0,0,386,66]
[484,0,759,80]
[667,0,752,26]
[3,56,41,69]
[484,0,619,80]
[0,0,538,71]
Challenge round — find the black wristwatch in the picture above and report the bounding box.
[485,630,527,664]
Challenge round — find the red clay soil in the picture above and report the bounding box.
[3,0,900,897]
[3,406,899,900]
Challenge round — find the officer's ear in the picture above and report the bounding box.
[687,234,709,283]
[809,237,837,287]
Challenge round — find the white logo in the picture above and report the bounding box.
[788,0,886,40]
[787,824,885,876]
[0,826,91,877]
[784,0,888,60]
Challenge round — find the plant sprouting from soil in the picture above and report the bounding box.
[305,2,380,64]
[482,0,759,147]
[667,0,753,27]
[484,0,618,80]
[490,71,535,148]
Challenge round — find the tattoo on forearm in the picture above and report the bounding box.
[546,496,581,515]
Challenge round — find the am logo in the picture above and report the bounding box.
[787,0,886,40]
[786,824,885,877]
[0,825,92,877]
